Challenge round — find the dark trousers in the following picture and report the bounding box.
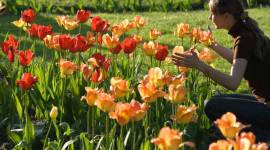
[204,94,270,143]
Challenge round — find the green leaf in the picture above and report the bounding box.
[0,143,9,149]
[52,119,60,141]
[124,129,131,147]
[30,90,45,117]
[10,129,24,144]
[0,118,9,129]
[61,137,78,150]
[59,122,71,136]
[33,125,44,137]
[13,91,23,124]
[49,140,61,150]
[95,135,104,150]
[14,140,29,149]
[23,113,35,146]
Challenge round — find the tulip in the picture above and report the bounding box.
[214,112,250,139]
[128,34,143,46]
[190,28,201,43]
[16,73,39,90]
[251,142,268,150]
[151,127,195,150]
[28,23,41,38]
[63,18,79,31]
[138,82,166,103]
[38,25,53,40]
[109,103,133,125]
[164,85,189,104]
[102,33,119,49]
[199,48,218,64]
[229,132,256,150]
[109,42,122,54]
[149,28,162,40]
[1,35,22,62]
[155,45,168,61]
[108,79,134,99]
[110,24,125,37]
[76,9,91,23]
[141,41,158,56]
[165,57,172,63]
[86,31,96,44]
[17,50,35,66]
[50,106,58,119]
[0,2,6,10]
[209,140,233,150]
[95,93,116,113]
[120,38,137,54]
[199,31,217,46]
[120,19,133,33]
[110,77,123,86]
[21,9,37,23]
[98,33,102,45]
[56,59,80,78]
[68,34,94,53]
[132,15,148,29]
[12,18,31,28]
[172,46,193,73]
[55,15,69,27]
[130,100,149,121]
[170,104,198,124]
[57,34,73,51]
[44,34,62,51]
[91,16,110,32]
[129,53,133,58]
[168,72,188,87]
[174,23,190,38]
[81,63,92,81]
[142,67,165,88]
[81,87,103,106]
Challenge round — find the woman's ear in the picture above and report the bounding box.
[224,12,230,23]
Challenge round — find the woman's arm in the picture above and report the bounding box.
[171,50,247,91]
[209,42,234,64]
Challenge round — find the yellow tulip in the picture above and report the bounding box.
[63,18,79,31]
[142,67,165,88]
[132,15,148,29]
[81,87,103,106]
[121,19,133,33]
[12,18,31,28]
[149,28,162,40]
[50,106,58,119]
[44,34,62,51]
[141,41,158,56]
[170,104,198,124]
[102,33,119,49]
[55,15,69,27]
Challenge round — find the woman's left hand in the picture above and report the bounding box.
[171,49,203,69]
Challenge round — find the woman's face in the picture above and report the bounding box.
[209,11,226,29]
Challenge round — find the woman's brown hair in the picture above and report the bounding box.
[209,0,270,61]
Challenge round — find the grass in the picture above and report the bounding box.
[1,7,270,95]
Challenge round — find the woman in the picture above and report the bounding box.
[171,0,270,142]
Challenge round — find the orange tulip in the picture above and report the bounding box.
[190,28,201,43]
[63,18,79,31]
[151,127,195,150]
[102,33,119,49]
[81,63,92,81]
[138,82,166,103]
[169,72,188,87]
[141,41,158,56]
[110,77,123,86]
[132,15,148,29]
[95,93,116,113]
[214,112,250,139]
[142,67,165,88]
[86,31,96,44]
[44,34,62,51]
[56,59,80,78]
[165,57,171,63]
[199,48,218,64]
[108,79,134,99]
[129,53,133,58]
[251,142,268,150]
[55,15,69,27]
[149,29,162,40]
[164,85,189,104]
[81,87,103,106]
[209,140,233,150]
[130,100,149,121]
[109,103,133,125]
[0,1,6,10]
[229,132,256,150]
[199,31,217,46]
[12,18,31,28]
[128,34,144,46]
[174,23,190,38]
[170,104,198,124]
[110,24,125,37]
[121,19,134,33]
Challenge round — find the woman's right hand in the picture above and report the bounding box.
[200,25,212,33]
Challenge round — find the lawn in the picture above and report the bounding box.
[1,7,270,94]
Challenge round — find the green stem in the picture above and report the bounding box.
[150,56,153,68]
[159,61,161,68]
[19,27,22,51]
[70,53,73,62]
[144,108,148,142]
[127,54,129,78]
[87,106,91,135]
[182,38,183,47]
[61,26,63,34]
[43,42,47,100]
[43,119,52,150]
[132,121,137,150]
[96,32,98,54]
[120,125,123,149]
[106,113,109,150]
[92,106,95,148]
[23,24,28,52]
[60,78,66,123]
[79,23,82,35]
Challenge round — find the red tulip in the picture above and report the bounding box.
[1,35,22,62]
[16,73,39,90]
[98,33,102,45]
[28,23,41,38]
[17,50,35,66]
[21,9,37,23]
[109,42,122,54]
[68,34,94,53]
[91,16,110,32]
[38,25,53,40]
[58,34,73,50]
[155,45,168,61]
[120,38,136,54]
[76,9,91,23]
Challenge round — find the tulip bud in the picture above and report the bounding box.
[50,106,58,119]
